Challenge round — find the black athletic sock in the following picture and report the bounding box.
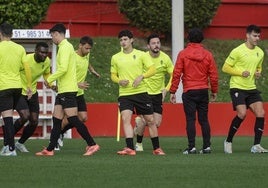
[67,116,96,146]
[136,134,143,143]
[254,117,264,145]
[226,116,243,142]
[151,136,160,150]
[14,119,24,134]
[61,123,74,134]
[126,138,134,150]
[3,117,15,151]
[1,125,7,146]
[18,124,37,144]
[47,117,62,151]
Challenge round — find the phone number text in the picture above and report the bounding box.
[12,30,51,39]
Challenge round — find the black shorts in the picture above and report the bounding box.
[76,95,87,112]
[149,93,163,114]
[0,88,22,112]
[55,92,78,109]
[230,88,262,110]
[15,92,39,113]
[118,92,153,115]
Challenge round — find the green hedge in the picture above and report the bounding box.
[0,0,53,28]
[118,0,220,37]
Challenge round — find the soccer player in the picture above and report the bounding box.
[9,42,51,153]
[111,29,165,155]
[57,36,100,149]
[222,24,267,154]
[35,23,99,156]
[0,22,31,156]
[170,28,218,154]
[134,33,174,152]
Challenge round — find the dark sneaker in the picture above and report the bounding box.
[182,147,197,154]
[199,147,211,154]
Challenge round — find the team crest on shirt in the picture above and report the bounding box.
[234,92,239,98]
[133,55,136,60]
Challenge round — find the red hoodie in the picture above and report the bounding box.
[170,43,218,93]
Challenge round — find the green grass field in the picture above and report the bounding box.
[1,137,268,188]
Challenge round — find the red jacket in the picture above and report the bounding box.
[170,43,218,93]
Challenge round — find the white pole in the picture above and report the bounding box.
[172,0,184,103]
[51,43,57,73]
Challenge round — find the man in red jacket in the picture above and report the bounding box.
[170,28,218,154]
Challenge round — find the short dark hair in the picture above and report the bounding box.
[80,36,93,46]
[35,42,49,50]
[118,29,133,39]
[246,24,261,34]
[49,23,66,34]
[147,33,160,44]
[0,22,13,37]
[187,28,204,43]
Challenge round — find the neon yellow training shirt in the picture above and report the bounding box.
[47,39,78,94]
[20,53,51,95]
[111,49,154,96]
[224,43,264,90]
[145,51,174,95]
[75,52,89,96]
[0,41,26,90]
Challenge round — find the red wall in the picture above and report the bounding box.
[72,103,268,138]
[204,0,268,39]
[34,0,143,37]
[1,103,267,138]
[35,0,268,39]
